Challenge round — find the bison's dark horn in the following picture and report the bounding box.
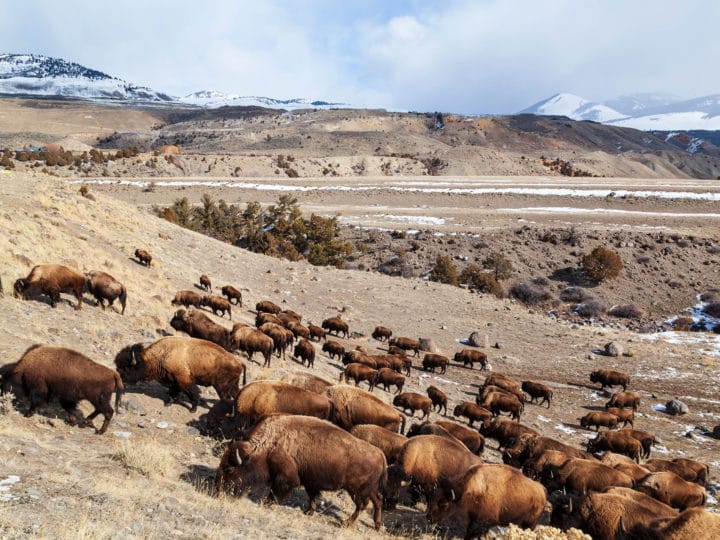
[235,448,242,466]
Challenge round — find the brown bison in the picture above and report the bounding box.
[371,325,393,342]
[233,381,331,429]
[321,339,344,360]
[605,390,641,411]
[324,385,406,433]
[215,415,386,529]
[479,391,524,421]
[631,507,720,540]
[293,338,315,368]
[385,434,483,508]
[199,274,212,291]
[504,433,592,468]
[375,367,405,394]
[340,363,378,390]
[644,458,710,487]
[426,385,448,415]
[407,421,485,456]
[221,284,243,306]
[393,392,433,420]
[286,320,310,341]
[171,290,204,309]
[606,406,634,427]
[624,428,657,459]
[86,270,126,314]
[280,308,302,321]
[230,323,274,366]
[170,308,231,350]
[321,316,349,338]
[541,458,634,494]
[201,295,232,319]
[480,417,539,450]
[134,248,152,266]
[255,312,281,327]
[637,471,706,511]
[600,452,652,482]
[114,337,245,411]
[280,372,334,395]
[349,424,407,465]
[521,380,553,407]
[590,369,630,391]
[482,374,526,403]
[308,323,326,342]
[2,344,123,434]
[580,410,619,431]
[259,322,294,360]
[421,353,449,374]
[14,264,86,309]
[427,464,546,538]
[388,336,420,357]
[453,402,493,427]
[255,300,281,314]
[587,430,643,462]
[454,348,488,370]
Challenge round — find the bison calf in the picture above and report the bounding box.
[521,380,553,408]
[199,274,212,291]
[86,270,127,314]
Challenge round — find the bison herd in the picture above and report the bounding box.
[2,258,718,539]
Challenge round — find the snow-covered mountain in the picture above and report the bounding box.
[521,92,720,131]
[0,54,173,102]
[179,90,346,110]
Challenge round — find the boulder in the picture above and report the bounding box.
[468,331,487,348]
[418,337,439,353]
[604,341,623,357]
[665,399,689,415]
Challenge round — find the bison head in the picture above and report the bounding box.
[215,440,267,497]
[453,352,462,362]
[589,371,600,383]
[426,477,457,524]
[170,309,189,332]
[452,404,463,417]
[13,278,27,298]
[114,343,147,383]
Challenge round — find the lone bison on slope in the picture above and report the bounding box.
[134,249,152,266]
[86,270,127,314]
[14,264,86,310]
[221,285,243,306]
[322,316,349,338]
[199,274,212,291]
[114,337,246,412]
[215,415,387,529]
[1,344,123,434]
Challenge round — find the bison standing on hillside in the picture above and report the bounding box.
[422,353,449,374]
[372,325,393,342]
[221,285,243,306]
[322,316,349,338]
[216,415,387,529]
[324,385,406,433]
[170,308,231,350]
[454,349,488,370]
[426,385,448,415]
[229,323,274,366]
[134,249,152,266]
[171,290,204,309]
[350,424,407,465]
[521,381,553,407]
[308,323,326,342]
[201,294,232,319]
[114,336,246,412]
[86,270,127,314]
[590,369,630,391]
[389,337,420,357]
[1,344,123,434]
[321,340,345,361]
[199,274,212,291]
[293,338,315,368]
[255,300,281,314]
[14,264,86,310]
[605,390,641,411]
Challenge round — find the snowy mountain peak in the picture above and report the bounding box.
[520,93,626,123]
[179,91,347,110]
[0,53,172,102]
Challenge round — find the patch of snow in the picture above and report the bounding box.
[653,404,668,413]
[0,475,20,502]
[641,331,720,358]
[555,424,576,435]
[501,207,720,218]
[536,415,552,423]
[653,445,670,454]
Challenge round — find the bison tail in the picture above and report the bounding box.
[242,364,247,386]
[114,372,124,411]
[119,286,127,315]
[399,414,406,435]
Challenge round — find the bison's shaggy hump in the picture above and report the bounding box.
[216,414,387,529]
[14,264,86,310]
[280,372,333,395]
[324,385,406,434]
[235,380,332,429]
[1,344,123,434]
[114,336,246,412]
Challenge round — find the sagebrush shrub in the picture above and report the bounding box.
[430,255,459,286]
[560,287,592,303]
[582,246,623,282]
[576,300,606,317]
[608,304,643,319]
[510,280,554,306]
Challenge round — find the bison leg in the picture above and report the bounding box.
[344,493,370,528]
[304,488,320,516]
[60,398,85,427]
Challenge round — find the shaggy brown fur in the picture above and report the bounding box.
[504,433,592,468]
[171,290,204,308]
[233,381,332,429]
[393,392,433,420]
[170,308,231,350]
[542,458,634,494]
[324,385,406,434]
[350,424,407,464]
[454,348,488,370]
[375,367,405,394]
[14,264,86,309]
[480,417,539,450]
[340,363,378,390]
[255,312,281,327]
[255,300,281,314]
[600,452,652,482]
[605,390,641,411]
[427,464,546,538]
[134,248,152,266]
[587,430,643,462]
[308,323,325,341]
[479,392,524,422]
[258,322,294,360]
[580,411,619,431]
[606,406,634,427]
[637,471,706,510]
[388,336,420,357]
[200,294,232,319]
[280,372,333,394]
[86,270,127,314]
[590,369,630,391]
[114,336,245,411]
[321,339,344,360]
[293,338,315,368]
[221,284,243,306]
[407,420,484,455]
[521,380,553,407]
[638,507,720,540]
[421,353,449,374]
[2,344,122,434]
[230,323,274,366]
[216,415,387,529]
[286,320,310,341]
[453,402,493,427]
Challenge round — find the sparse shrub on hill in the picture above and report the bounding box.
[575,299,606,318]
[430,254,459,286]
[560,286,592,303]
[581,245,623,282]
[482,251,513,280]
[460,265,505,297]
[703,301,720,318]
[673,316,695,331]
[509,280,554,306]
[608,304,643,319]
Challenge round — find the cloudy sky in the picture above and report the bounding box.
[7,0,718,114]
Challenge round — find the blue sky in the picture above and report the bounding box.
[6,0,718,114]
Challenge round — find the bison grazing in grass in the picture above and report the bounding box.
[321,316,349,338]
[171,290,204,309]
[590,369,630,391]
[114,337,246,412]
[216,415,387,529]
[1,344,123,434]
[134,249,152,266]
[14,264,86,310]
[427,464,546,538]
[170,308,231,350]
[325,385,406,434]
[199,274,212,291]
[454,348,488,370]
[221,284,243,306]
[86,270,127,314]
